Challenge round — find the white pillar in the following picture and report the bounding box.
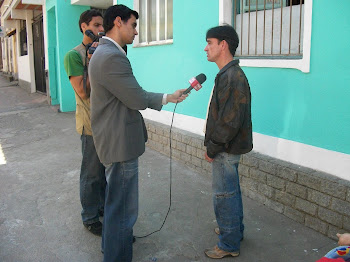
[25,10,36,93]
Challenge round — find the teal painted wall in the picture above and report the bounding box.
[46,0,89,111]
[119,0,350,155]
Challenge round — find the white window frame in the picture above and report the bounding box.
[133,0,173,47]
[219,0,312,73]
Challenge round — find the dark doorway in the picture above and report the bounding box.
[33,18,46,93]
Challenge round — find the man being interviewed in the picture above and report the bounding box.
[203,25,253,259]
[88,4,187,262]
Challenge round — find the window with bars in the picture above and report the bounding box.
[134,0,173,46]
[19,20,27,56]
[233,0,304,58]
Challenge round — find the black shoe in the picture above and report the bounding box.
[83,221,102,236]
[98,209,104,217]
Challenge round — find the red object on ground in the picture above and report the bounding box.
[316,258,345,262]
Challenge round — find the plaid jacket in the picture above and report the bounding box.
[204,59,253,158]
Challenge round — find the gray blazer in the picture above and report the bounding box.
[89,38,163,165]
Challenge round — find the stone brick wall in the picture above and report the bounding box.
[145,119,350,240]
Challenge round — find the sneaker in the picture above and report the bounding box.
[204,245,239,259]
[83,221,102,236]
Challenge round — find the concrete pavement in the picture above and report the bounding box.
[0,75,337,262]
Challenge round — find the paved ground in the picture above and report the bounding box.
[0,75,337,262]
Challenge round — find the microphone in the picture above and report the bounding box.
[183,73,207,95]
[85,30,99,42]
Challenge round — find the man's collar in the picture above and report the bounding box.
[218,59,240,75]
[101,36,126,56]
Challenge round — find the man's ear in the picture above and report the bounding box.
[114,16,123,28]
[81,22,88,33]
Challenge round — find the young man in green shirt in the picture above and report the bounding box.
[64,9,106,236]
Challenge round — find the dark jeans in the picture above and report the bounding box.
[102,158,139,262]
[212,153,243,252]
[80,134,106,224]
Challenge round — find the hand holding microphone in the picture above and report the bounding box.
[183,73,207,95]
[165,73,207,103]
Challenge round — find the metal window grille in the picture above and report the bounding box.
[138,0,173,43]
[233,0,304,58]
[19,20,27,56]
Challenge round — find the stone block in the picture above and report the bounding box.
[181,135,191,144]
[295,198,317,216]
[152,133,160,142]
[297,172,321,191]
[196,148,205,160]
[176,141,186,152]
[149,124,156,133]
[191,156,202,168]
[318,207,343,227]
[330,198,350,216]
[241,177,258,192]
[259,160,276,175]
[307,189,331,207]
[275,190,296,207]
[264,198,284,213]
[241,155,259,168]
[347,189,350,202]
[343,216,350,231]
[238,164,250,177]
[160,136,169,145]
[286,182,308,199]
[305,215,328,235]
[180,152,191,163]
[250,169,267,183]
[190,137,203,149]
[266,174,286,190]
[258,184,275,198]
[186,144,192,154]
[170,140,176,149]
[276,166,297,182]
[155,127,164,136]
[163,129,170,138]
[327,225,342,240]
[320,180,347,200]
[244,189,266,204]
[284,207,305,224]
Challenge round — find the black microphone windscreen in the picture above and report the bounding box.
[196,73,207,84]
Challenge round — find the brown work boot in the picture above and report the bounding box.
[204,245,240,259]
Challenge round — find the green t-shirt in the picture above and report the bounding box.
[64,49,84,77]
[64,44,92,135]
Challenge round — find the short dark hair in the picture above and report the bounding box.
[79,9,103,33]
[103,4,139,34]
[206,25,239,56]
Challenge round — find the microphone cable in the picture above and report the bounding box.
[135,102,178,239]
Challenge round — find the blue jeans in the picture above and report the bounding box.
[212,152,243,252]
[80,134,106,224]
[102,158,139,262]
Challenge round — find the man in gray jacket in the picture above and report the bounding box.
[88,4,187,262]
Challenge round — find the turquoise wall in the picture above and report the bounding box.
[119,0,350,155]
[46,0,89,111]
